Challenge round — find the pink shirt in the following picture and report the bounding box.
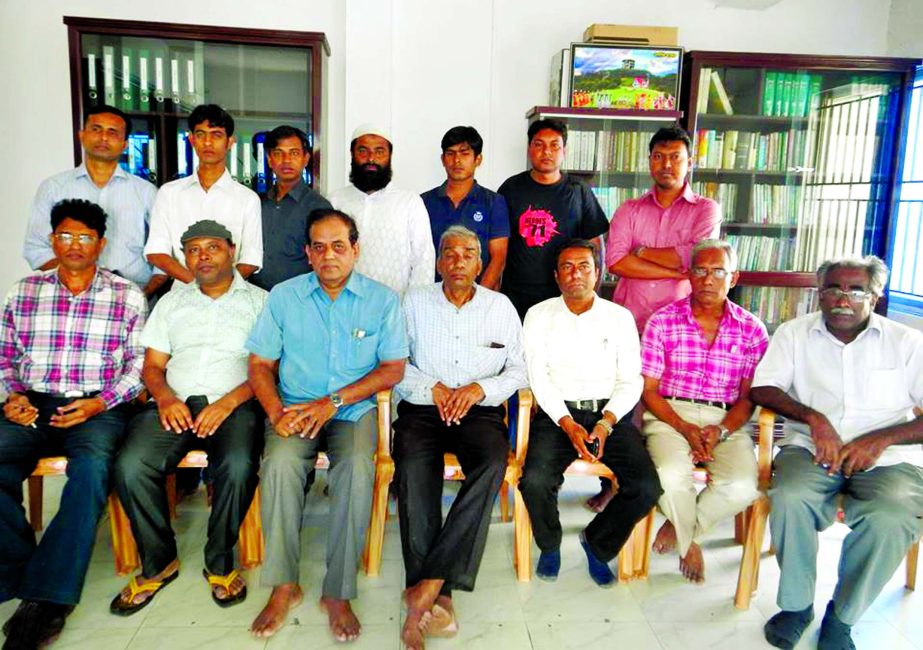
[641,297,769,404]
[605,183,721,332]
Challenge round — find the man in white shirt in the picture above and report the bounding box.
[395,225,526,650]
[145,104,263,284]
[329,124,435,295]
[109,220,267,616]
[751,256,923,650]
[520,239,661,586]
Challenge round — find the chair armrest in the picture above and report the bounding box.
[514,388,533,465]
[757,406,776,491]
[376,389,393,461]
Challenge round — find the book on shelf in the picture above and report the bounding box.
[733,285,817,333]
[696,67,734,115]
[694,128,807,172]
[725,233,796,271]
[691,181,737,223]
[564,129,659,174]
[710,70,734,115]
[549,49,571,107]
[761,71,822,117]
[590,185,645,218]
[102,46,116,106]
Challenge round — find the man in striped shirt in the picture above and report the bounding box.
[640,239,768,583]
[0,199,146,648]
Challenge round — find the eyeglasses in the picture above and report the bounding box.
[53,233,98,246]
[690,267,730,279]
[819,287,872,302]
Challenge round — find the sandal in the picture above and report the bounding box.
[109,571,179,616]
[203,568,247,608]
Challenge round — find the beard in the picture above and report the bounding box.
[350,160,392,193]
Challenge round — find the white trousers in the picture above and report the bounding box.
[642,400,759,556]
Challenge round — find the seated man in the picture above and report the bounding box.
[395,225,527,649]
[520,238,661,586]
[247,209,407,642]
[751,256,923,650]
[109,220,267,615]
[0,199,146,647]
[640,240,768,583]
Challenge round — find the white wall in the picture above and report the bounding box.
[0,0,898,291]
[888,0,923,58]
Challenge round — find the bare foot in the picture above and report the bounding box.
[250,583,303,638]
[586,484,615,513]
[425,595,458,638]
[402,581,443,649]
[680,542,705,583]
[320,597,361,643]
[113,558,180,608]
[652,520,677,555]
[203,569,246,601]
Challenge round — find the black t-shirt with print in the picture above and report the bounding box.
[498,171,608,310]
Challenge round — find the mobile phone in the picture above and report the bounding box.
[587,438,600,457]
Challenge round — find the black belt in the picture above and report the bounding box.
[665,395,730,410]
[564,398,609,412]
[27,390,101,400]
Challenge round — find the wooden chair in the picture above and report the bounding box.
[511,415,655,583]
[733,407,920,609]
[362,388,533,578]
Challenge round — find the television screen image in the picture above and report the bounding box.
[570,44,682,111]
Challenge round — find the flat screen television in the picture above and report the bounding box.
[569,44,683,111]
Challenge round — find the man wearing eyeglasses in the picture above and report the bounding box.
[639,240,768,583]
[751,256,923,650]
[0,199,146,648]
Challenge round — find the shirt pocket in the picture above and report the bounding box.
[866,368,909,411]
[469,345,507,377]
[347,331,380,372]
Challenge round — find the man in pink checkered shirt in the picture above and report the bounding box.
[640,239,768,583]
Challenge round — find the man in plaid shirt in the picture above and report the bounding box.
[640,239,768,583]
[0,199,146,648]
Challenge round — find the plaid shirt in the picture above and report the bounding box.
[641,297,769,404]
[0,269,147,409]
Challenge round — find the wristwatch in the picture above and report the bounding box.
[329,392,344,409]
[596,419,613,435]
[718,425,731,442]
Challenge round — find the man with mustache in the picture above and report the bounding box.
[109,220,267,616]
[249,125,332,291]
[751,256,923,650]
[329,124,435,296]
[145,104,263,285]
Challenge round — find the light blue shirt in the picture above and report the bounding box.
[24,164,158,287]
[246,271,408,421]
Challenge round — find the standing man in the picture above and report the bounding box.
[249,125,332,291]
[396,225,526,650]
[329,124,435,296]
[606,126,722,333]
[421,126,510,290]
[640,240,768,583]
[751,256,923,650]
[499,118,609,320]
[109,220,267,615]
[0,199,146,648]
[519,239,661,586]
[23,105,163,297]
[248,209,407,642]
[145,104,263,285]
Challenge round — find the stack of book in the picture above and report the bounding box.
[725,234,796,271]
[86,46,201,112]
[691,181,738,222]
[694,129,808,172]
[564,129,658,173]
[591,186,644,218]
[761,72,823,117]
[733,286,817,332]
[750,184,802,225]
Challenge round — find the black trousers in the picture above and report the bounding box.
[113,396,263,577]
[393,402,509,594]
[502,284,558,321]
[519,406,661,563]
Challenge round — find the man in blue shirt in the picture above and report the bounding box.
[421,126,509,290]
[247,208,407,643]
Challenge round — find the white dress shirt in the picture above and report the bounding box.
[523,295,643,424]
[141,271,267,403]
[24,164,158,287]
[144,169,263,272]
[329,183,435,296]
[396,283,527,406]
[753,311,923,468]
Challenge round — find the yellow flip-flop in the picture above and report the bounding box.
[109,571,179,616]
[203,568,247,608]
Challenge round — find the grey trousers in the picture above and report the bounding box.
[769,446,923,624]
[259,410,377,600]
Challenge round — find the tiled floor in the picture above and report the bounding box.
[5,475,920,649]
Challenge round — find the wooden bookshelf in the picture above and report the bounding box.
[681,50,919,327]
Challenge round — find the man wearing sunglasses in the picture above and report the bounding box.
[639,240,768,583]
[751,256,923,650]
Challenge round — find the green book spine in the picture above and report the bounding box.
[120,47,134,111]
[138,50,150,109]
[797,73,810,117]
[763,72,777,116]
[781,73,794,117]
[774,73,785,116]
[809,75,823,113]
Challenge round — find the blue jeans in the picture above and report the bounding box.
[0,394,128,605]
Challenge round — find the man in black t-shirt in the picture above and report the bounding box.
[499,118,609,319]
